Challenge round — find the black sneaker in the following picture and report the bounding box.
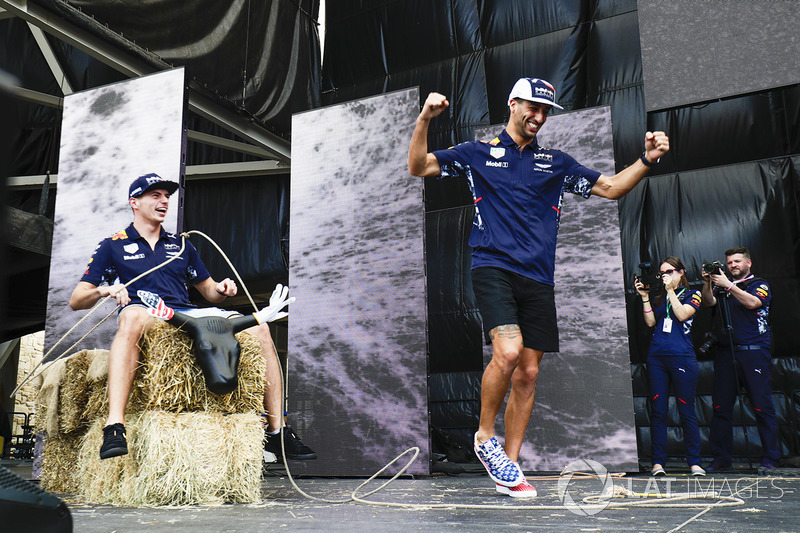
[264,427,316,460]
[99,423,128,459]
[758,461,778,476]
[704,460,732,473]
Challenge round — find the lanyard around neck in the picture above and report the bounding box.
[666,288,686,320]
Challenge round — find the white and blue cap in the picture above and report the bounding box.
[129,173,179,199]
[508,77,563,110]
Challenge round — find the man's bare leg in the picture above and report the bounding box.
[105,307,151,426]
[244,323,283,432]
[475,324,524,445]
[503,347,542,462]
[246,323,316,460]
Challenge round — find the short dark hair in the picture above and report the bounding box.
[724,246,751,259]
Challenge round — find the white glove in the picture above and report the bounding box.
[137,290,174,320]
[253,284,295,324]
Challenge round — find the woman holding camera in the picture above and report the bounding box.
[635,256,705,476]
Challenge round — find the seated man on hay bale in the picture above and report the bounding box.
[69,173,315,461]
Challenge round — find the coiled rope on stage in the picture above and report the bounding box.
[18,230,748,523]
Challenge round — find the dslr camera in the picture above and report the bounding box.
[697,332,718,354]
[636,262,660,290]
[702,260,724,275]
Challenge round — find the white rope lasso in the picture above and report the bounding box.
[189,231,748,515]
[16,229,750,519]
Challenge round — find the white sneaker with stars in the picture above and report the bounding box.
[473,434,524,487]
[496,478,537,498]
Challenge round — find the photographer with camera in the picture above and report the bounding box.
[701,246,779,472]
[635,257,705,476]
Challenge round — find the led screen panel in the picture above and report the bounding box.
[476,106,638,472]
[44,68,186,358]
[639,0,800,111]
[287,88,429,476]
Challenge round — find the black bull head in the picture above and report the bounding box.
[165,310,259,395]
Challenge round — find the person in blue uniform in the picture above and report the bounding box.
[701,246,780,472]
[408,77,670,497]
[70,173,315,461]
[636,257,705,476]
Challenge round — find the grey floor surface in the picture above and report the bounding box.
[4,461,800,533]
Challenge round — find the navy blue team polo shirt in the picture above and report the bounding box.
[648,289,703,356]
[715,276,772,347]
[432,129,601,285]
[80,223,211,308]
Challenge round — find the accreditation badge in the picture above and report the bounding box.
[662,317,673,333]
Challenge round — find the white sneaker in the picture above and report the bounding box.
[651,464,665,476]
[496,478,537,498]
[473,434,524,487]
[691,465,706,476]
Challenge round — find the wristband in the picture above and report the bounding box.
[643,309,653,313]
[216,288,227,296]
[642,299,650,303]
[640,153,660,168]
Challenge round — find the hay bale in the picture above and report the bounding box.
[40,430,84,494]
[77,412,263,506]
[83,350,110,423]
[58,350,94,433]
[136,321,265,414]
[82,324,266,422]
[32,374,47,434]
[34,359,68,435]
[83,349,149,422]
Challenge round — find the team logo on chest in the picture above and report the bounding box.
[489,147,506,159]
[534,151,554,172]
[123,243,139,254]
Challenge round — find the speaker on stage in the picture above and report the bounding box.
[0,465,72,532]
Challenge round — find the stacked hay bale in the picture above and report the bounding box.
[36,356,77,494]
[37,321,266,506]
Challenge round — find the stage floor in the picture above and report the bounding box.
[7,461,800,532]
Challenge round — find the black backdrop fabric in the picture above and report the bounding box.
[3,0,322,176]
[183,174,290,302]
[37,0,322,135]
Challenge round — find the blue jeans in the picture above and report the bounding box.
[647,355,702,466]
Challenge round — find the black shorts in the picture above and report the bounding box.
[471,266,558,352]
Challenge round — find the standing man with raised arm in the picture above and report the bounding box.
[408,78,669,497]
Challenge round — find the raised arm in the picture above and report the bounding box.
[700,271,717,307]
[408,92,449,177]
[665,289,698,322]
[706,273,763,310]
[591,131,670,199]
[634,276,656,327]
